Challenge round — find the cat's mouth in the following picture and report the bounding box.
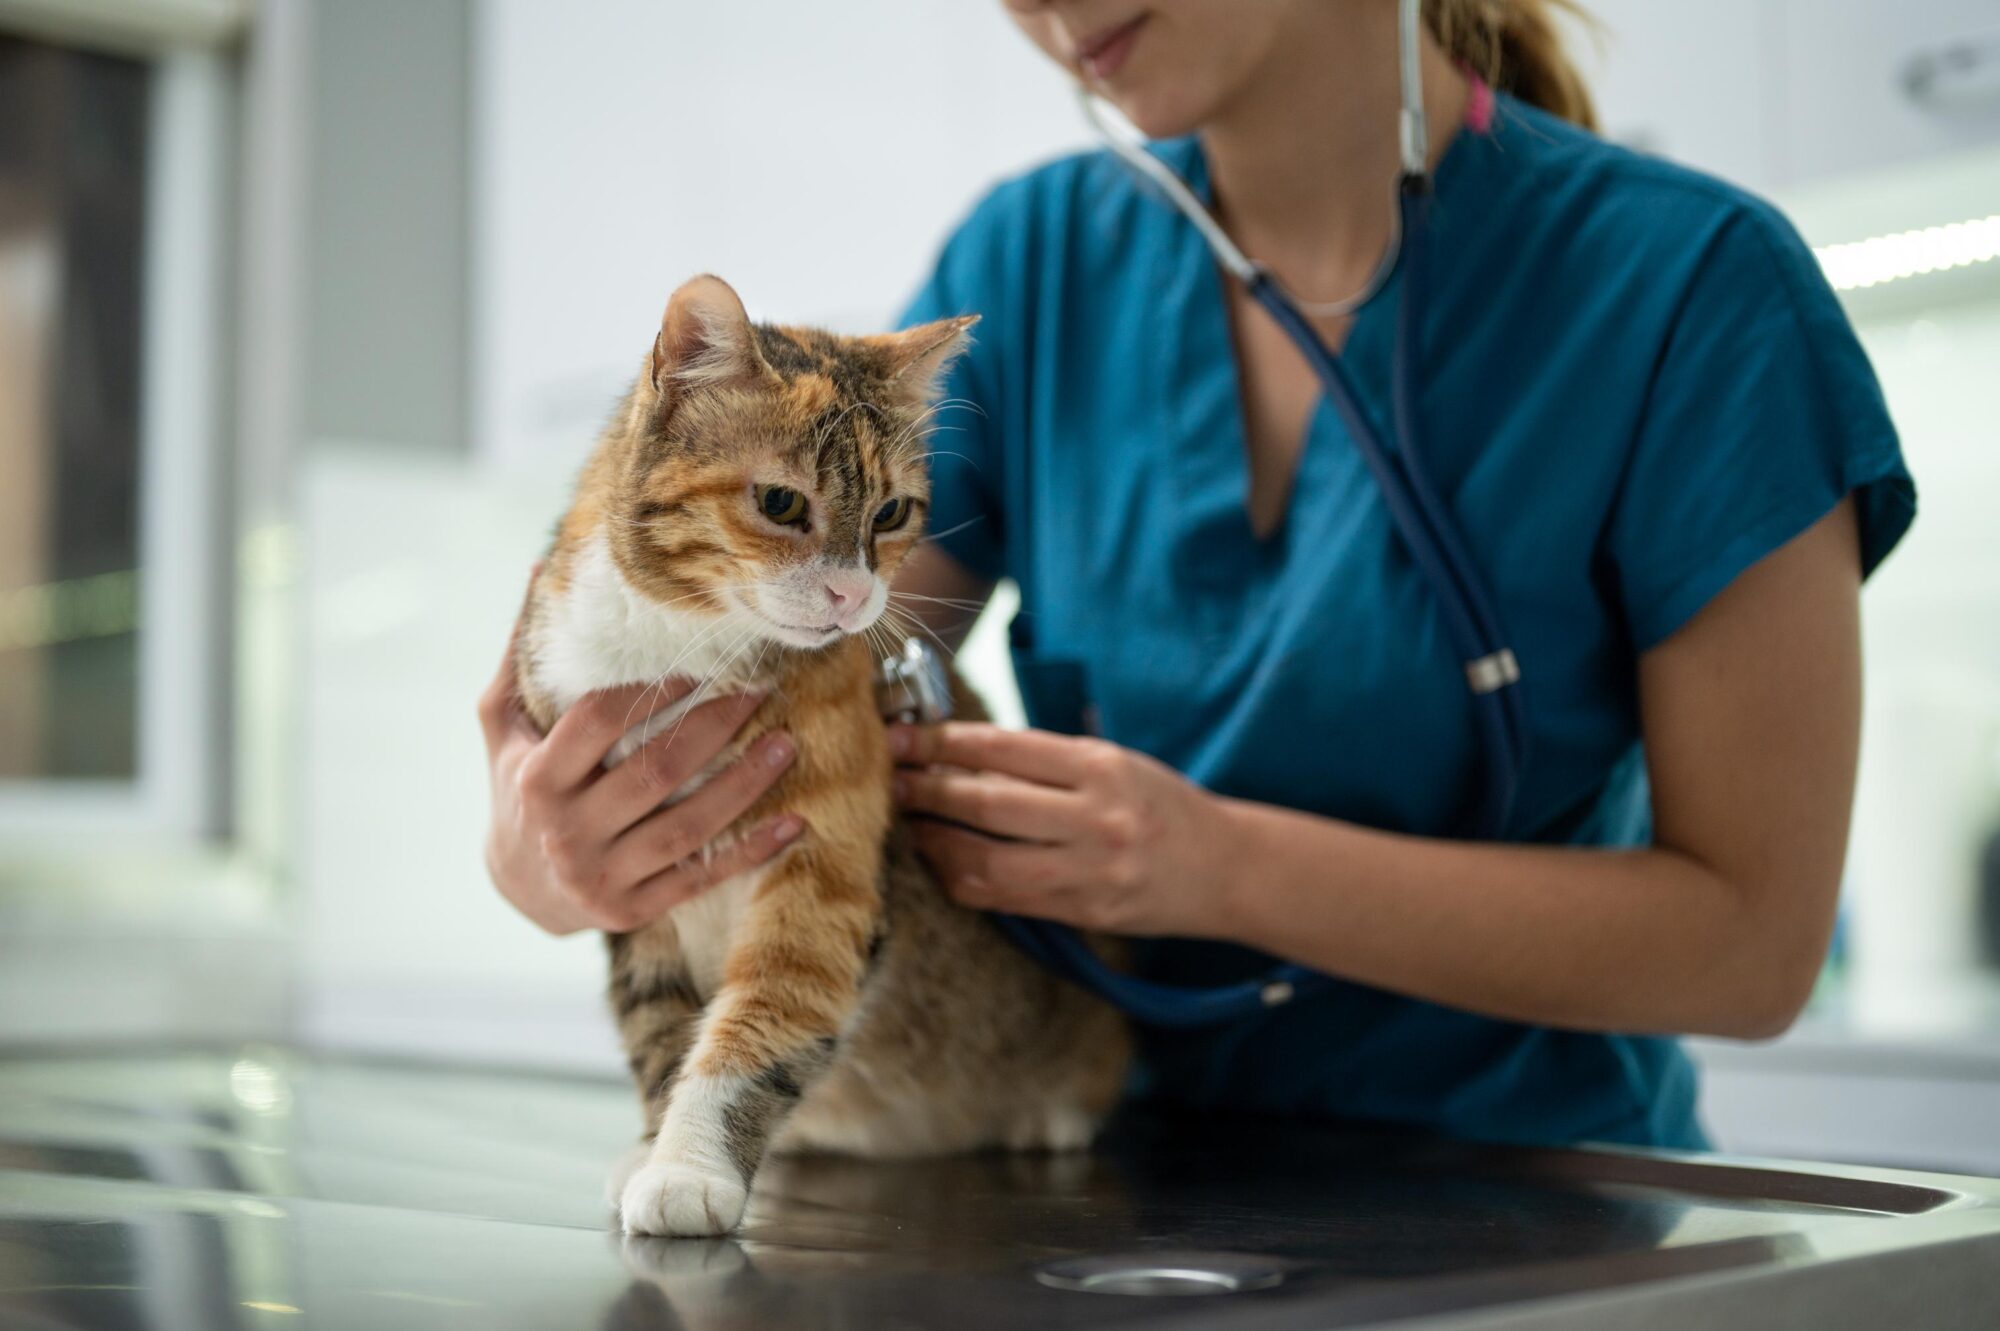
[743,605,844,649]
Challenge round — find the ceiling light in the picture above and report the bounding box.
[1814,215,2000,292]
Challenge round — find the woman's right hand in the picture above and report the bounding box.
[476,596,804,936]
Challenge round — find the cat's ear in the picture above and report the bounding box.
[648,274,774,402]
[869,314,979,404]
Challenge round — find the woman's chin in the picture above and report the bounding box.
[1098,89,1210,142]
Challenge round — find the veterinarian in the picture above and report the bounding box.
[480,0,1914,1152]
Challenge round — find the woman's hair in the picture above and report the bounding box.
[1425,0,1598,131]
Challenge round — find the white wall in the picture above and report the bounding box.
[471,0,1092,472]
[300,0,1086,1064]
[1569,1,2000,195]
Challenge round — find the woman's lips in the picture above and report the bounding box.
[1076,14,1146,81]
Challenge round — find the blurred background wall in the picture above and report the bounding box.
[2,0,1999,1171]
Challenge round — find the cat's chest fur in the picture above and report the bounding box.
[524,528,773,988]
[527,531,764,764]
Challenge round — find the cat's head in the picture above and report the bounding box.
[604,274,975,652]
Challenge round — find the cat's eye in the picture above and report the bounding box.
[873,497,911,533]
[755,484,808,527]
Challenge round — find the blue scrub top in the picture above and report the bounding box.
[898,93,1915,1151]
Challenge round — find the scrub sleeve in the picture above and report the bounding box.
[1603,202,1915,650]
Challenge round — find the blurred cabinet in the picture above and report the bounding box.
[1575,0,2000,194]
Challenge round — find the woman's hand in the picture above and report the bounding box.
[477,593,804,936]
[887,722,1240,936]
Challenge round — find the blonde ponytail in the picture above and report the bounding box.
[1424,0,1599,131]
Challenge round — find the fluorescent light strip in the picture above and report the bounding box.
[1814,214,2000,292]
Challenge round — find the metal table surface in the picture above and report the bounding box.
[1,1045,1997,1330]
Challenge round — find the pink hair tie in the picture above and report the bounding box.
[1463,71,1496,133]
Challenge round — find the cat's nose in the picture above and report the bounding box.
[823,571,872,617]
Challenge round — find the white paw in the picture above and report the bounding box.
[603,1141,652,1213]
[1004,1103,1099,1152]
[619,1160,749,1237]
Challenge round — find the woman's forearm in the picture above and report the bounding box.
[1208,796,1824,1040]
[1204,506,1861,1043]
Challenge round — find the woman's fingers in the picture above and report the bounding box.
[601,730,797,888]
[887,721,1099,789]
[909,819,1092,901]
[478,669,541,765]
[523,678,700,797]
[894,766,1084,842]
[613,814,807,929]
[580,690,769,834]
[910,821,1099,925]
[477,653,522,756]
[477,562,545,756]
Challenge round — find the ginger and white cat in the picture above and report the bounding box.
[514,275,1129,1238]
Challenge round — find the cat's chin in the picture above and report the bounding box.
[745,611,847,652]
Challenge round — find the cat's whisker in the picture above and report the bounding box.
[883,607,983,639]
[877,398,954,454]
[744,627,779,704]
[885,399,972,456]
[652,616,768,762]
[879,603,955,658]
[889,591,988,612]
[859,619,892,664]
[621,608,755,773]
[925,395,987,419]
[915,448,982,473]
[916,515,986,547]
[815,398,882,455]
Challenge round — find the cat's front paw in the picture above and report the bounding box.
[620,1160,749,1237]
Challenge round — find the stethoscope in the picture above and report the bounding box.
[890,0,1530,1028]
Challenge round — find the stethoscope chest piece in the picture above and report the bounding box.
[878,637,954,726]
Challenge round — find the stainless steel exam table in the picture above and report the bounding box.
[2,1045,1996,1329]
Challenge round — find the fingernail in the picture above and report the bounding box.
[762,732,795,767]
[886,727,911,759]
[773,814,804,843]
[745,686,771,705]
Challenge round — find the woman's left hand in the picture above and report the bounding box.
[887,722,1238,936]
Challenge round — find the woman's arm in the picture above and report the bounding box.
[894,499,1862,1041]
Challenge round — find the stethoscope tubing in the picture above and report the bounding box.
[1248,184,1529,838]
[990,190,1531,1027]
[988,0,1529,1026]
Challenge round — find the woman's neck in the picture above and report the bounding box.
[1201,6,1468,300]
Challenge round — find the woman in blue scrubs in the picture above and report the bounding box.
[877,0,1914,1152]
[480,0,1914,1152]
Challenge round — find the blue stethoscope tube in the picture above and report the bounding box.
[991,184,1530,1029]
[1251,182,1532,843]
[987,6,1530,1027]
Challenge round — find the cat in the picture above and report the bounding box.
[514,274,1130,1238]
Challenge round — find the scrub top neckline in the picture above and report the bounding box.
[1169,88,1489,310]
[1151,108,1493,575]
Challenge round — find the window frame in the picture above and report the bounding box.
[0,38,234,841]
